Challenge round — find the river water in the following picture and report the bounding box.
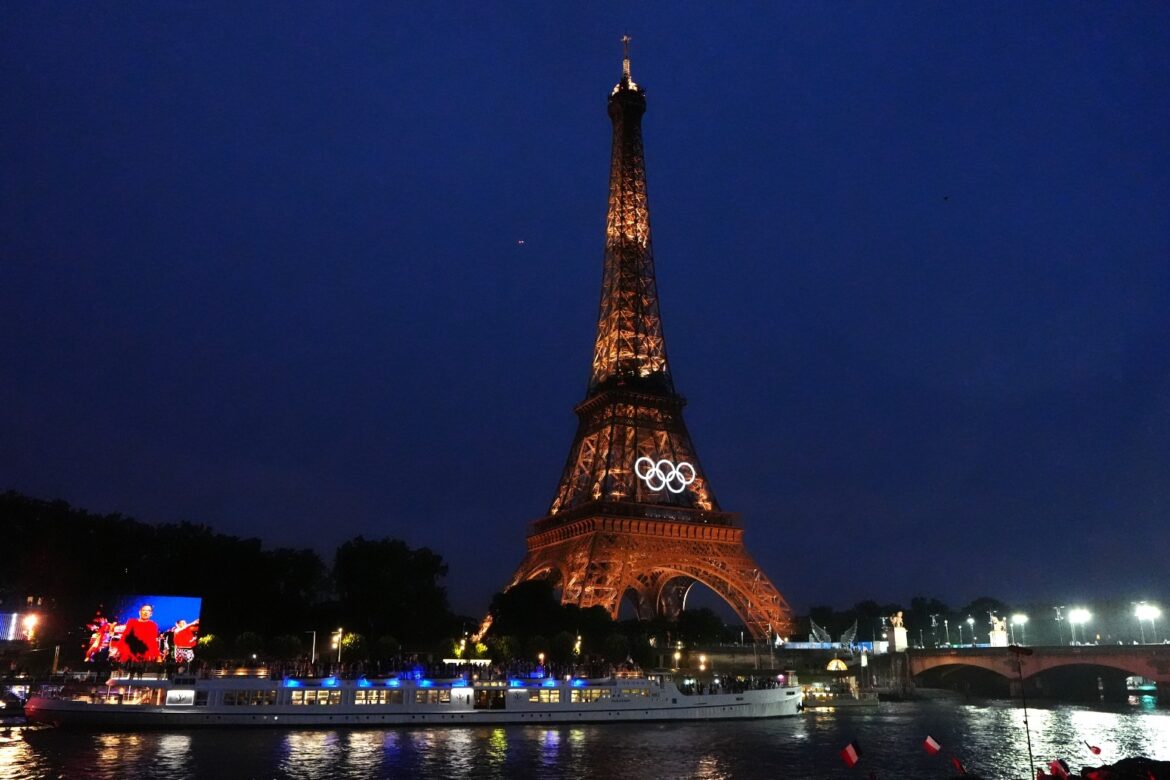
[3,698,1167,779]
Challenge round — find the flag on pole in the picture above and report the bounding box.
[840,741,862,768]
[923,736,942,755]
[1084,740,1102,755]
[950,756,967,775]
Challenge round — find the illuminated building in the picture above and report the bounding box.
[494,40,793,640]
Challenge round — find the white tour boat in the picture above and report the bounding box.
[26,671,802,728]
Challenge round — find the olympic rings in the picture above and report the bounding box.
[634,456,696,494]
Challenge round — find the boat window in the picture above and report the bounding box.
[621,688,649,697]
[290,690,342,706]
[414,689,451,704]
[570,688,611,703]
[474,689,507,710]
[529,689,560,704]
[356,689,405,705]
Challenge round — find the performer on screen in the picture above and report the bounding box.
[170,618,199,663]
[84,615,113,662]
[114,604,161,663]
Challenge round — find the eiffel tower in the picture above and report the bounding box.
[497,40,793,641]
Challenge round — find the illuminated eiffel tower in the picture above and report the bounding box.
[498,40,793,640]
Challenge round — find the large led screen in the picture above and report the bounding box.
[86,595,202,664]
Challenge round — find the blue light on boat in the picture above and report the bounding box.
[508,679,524,688]
[386,679,401,688]
[570,678,585,688]
[283,679,302,688]
[452,679,468,688]
[322,677,339,688]
[542,679,557,688]
[357,678,372,688]
[419,679,433,688]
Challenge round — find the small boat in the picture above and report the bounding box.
[801,681,880,709]
[25,671,803,728]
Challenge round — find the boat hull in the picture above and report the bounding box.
[26,679,802,729]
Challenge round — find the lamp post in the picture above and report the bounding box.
[1135,604,1161,644]
[966,616,975,647]
[305,631,317,664]
[1011,614,1028,645]
[943,618,951,646]
[956,622,963,647]
[331,628,343,663]
[1068,608,1090,645]
[1054,606,1065,645]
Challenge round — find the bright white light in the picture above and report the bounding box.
[1069,608,1091,625]
[634,457,696,494]
[1011,614,1028,626]
[1135,604,1161,621]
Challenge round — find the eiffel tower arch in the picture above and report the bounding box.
[495,43,793,641]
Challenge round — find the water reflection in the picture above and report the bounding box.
[279,730,343,779]
[152,733,192,776]
[539,727,561,768]
[486,727,508,767]
[7,701,1168,780]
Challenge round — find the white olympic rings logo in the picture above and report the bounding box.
[634,456,696,494]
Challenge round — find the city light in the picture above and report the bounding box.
[966,616,975,646]
[1135,603,1161,643]
[1068,608,1091,644]
[21,614,38,641]
[1011,613,1028,644]
[331,628,343,663]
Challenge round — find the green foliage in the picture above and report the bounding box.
[233,631,265,659]
[602,632,630,664]
[333,536,454,646]
[269,634,304,660]
[374,635,402,660]
[677,608,727,644]
[550,630,576,664]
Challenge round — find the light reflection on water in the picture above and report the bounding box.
[8,701,1169,779]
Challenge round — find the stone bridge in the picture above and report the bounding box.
[907,645,1170,697]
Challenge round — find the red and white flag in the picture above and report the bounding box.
[923,735,942,755]
[840,740,862,768]
[950,756,968,775]
[1084,740,1102,755]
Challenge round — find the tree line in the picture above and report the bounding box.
[1,492,728,671]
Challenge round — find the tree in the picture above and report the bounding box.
[333,536,455,646]
[486,579,566,639]
[677,608,726,644]
[269,634,304,661]
[234,631,265,660]
[602,633,630,664]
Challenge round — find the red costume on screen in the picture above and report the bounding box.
[116,617,160,662]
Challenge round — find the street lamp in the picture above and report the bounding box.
[943,618,951,645]
[1011,614,1028,645]
[331,628,343,663]
[305,631,317,664]
[966,616,975,647]
[1135,604,1161,644]
[1068,608,1091,644]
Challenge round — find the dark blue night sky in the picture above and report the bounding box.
[3,4,1168,616]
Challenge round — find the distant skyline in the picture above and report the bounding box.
[3,4,1168,617]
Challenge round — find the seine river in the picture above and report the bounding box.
[4,699,1168,779]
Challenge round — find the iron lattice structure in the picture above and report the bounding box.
[499,47,793,641]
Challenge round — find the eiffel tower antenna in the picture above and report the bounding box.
[621,34,632,81]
